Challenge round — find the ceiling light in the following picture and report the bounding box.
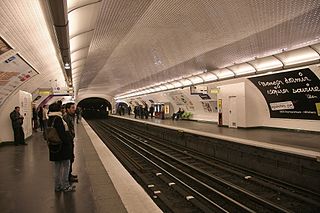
[171,81,183,88]
[275,46,320,67]
[179,78,193,86]
[189,76,204,84]
[212,68,234,79]
[65,63,71,69]
[228,63,256,76]
[249,56,283,72]
[198,72,218,82]
[159,85,168,90]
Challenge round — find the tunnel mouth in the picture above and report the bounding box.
[77,97,111,119]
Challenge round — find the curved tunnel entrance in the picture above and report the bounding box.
[77,97,112,119]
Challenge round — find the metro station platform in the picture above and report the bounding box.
[110,115,320,159]
[0,121,162,213]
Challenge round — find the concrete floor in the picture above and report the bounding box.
[0,131,96,213]
[0,123,128,213]
[0,121,163,213]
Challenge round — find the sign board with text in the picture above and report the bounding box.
[249,68,320,120]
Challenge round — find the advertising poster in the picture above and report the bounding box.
[0,54,38,105]
[168,91,195,111]
[0,37,39,106]
[249,68,320,120]
[201,101,218,113]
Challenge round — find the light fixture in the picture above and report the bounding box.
[164,83,175,89]
[179,78,193,86]
[275,46,320,67]
[65,63,71,69]
[198,72,218,82]
[228,63,256,76]
[212,68,235,79]
[159,85,168,90]
[249,56,283,72]
[171,81,183,88]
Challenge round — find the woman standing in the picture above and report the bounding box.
[47,103,75,192]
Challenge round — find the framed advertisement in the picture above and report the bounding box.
[249,68,320,120]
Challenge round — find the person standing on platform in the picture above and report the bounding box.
[42,105,49,139]
[144,104,149,119]
[32,106,38,132]
[121,105,125,116]
[149,105,154,118]
[38,106,44,132]
[76,106,82,123]
[48,103,75,192]
[128,105,132,116]
[139,105,143,119]
[10,106,27,145]
[134,106,138,118]
[63,102,78,183]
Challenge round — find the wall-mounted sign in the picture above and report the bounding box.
[199,93,211,100]
[190,85,208,95]
[210,88,220,94]
[249,68,320,120]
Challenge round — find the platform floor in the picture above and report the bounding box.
[0,122,161,213]
[111,115,320,158]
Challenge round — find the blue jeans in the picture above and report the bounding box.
[54,160,70,190]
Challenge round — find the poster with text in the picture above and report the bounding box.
[0,54,38,105]
[249,68,320,120]
[168,91,195,111]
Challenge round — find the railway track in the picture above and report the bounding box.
[88,119,320,213]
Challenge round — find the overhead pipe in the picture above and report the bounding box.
[47,0,72,86]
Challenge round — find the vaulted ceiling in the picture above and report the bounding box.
[77,0,320,97]
[1,0,320,100]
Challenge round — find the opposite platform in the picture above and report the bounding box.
[110,115,320,159]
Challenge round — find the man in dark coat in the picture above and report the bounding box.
[63,102,78,182]
[10,106,26,145]
[144,104,149,119]
[48,103,75,192]
[128,106,132,116]
[149,105,155,118]
[32,106,38,132]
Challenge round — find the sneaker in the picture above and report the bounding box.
[69,177,78,183]
[55,187,63,192]
[63,185,76,192]
[70,174,78,178]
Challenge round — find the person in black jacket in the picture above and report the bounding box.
[10,106,26,145]
[149,105,155,118]
[38,106,44,131]
[63,102,78,183]
[32,106,38,132]
[47,103,75,192]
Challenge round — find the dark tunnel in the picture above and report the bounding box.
[77,97,112,119]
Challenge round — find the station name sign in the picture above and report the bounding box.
[249,68,320,120]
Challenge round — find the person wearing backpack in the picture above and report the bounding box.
[47,103,75,192]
